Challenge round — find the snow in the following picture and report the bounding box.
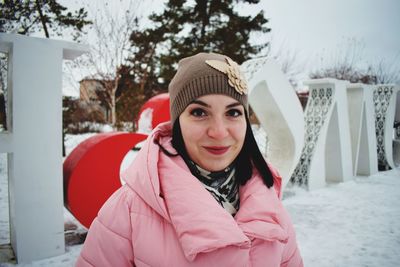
[284,170,400,266]
[64,133,98,155]
[61,85,79,99]
[1,128,400,266]
[136,108,153,134]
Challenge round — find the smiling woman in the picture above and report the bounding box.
[179,95,247,172]
[76,52,303,267]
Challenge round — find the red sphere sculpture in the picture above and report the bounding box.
[63,132,147,228]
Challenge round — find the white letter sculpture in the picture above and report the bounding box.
[0,33,86,263]
[243,59,398,191]
[289,79,354,190]
[242,58,304,189]
[346,84,378,176]
[373,85,400,169]
[242,59,355,190]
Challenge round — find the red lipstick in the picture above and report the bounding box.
[204,146,229,155]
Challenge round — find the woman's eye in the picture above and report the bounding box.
[226,109,243,117]
[190,108,207,117]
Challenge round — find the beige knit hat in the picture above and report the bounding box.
[168,52,249,125]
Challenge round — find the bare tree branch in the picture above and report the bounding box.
[310,38,400,85]
[66,0,144,126]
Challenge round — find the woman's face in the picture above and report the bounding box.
[179,94,247,172]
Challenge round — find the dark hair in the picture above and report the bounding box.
[170,116,274,188]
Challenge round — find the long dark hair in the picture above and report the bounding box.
[169,116,274,188]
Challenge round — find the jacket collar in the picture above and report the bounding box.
[122,122,172,220]
[124,122,288,261]
[235,174,289,244]
[158,126,288,260]
[158,148,250,261]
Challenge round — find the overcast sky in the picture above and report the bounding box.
[257,0,400,71]
[146,0,400,76]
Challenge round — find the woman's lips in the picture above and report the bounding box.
[203,146,230,155]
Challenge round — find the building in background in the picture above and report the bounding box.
[79,78,114,123]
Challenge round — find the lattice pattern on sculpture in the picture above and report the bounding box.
[373,85,394,168]
[290,87,334,187]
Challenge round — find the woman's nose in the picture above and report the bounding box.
[207,117,229,140]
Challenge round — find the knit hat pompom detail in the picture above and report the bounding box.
[168,52,249,124]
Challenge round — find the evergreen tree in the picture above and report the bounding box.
[115,65,146,131]
[128,0,270,99]
[0,0,91,40]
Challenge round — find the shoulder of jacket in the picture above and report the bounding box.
[94,185,141,238]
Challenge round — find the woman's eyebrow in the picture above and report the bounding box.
[190,100,209,107]
[189,100,242,108]
[226,102,242,108]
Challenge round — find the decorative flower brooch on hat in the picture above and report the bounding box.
[205,57,248,95]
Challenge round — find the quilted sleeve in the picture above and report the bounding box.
[280,209,303,267]
[75,186,136,267]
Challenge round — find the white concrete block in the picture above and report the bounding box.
[0,33,87,263]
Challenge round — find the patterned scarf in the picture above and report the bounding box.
[185,160,240,216]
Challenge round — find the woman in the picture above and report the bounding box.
[76,52,303,266]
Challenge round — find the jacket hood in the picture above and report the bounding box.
[121,122,172,220]
[122,121,289,261]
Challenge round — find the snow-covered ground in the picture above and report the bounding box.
[285,170,400,266]
[1,130,399,266]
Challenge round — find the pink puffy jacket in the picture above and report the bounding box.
[76,123,303,267]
